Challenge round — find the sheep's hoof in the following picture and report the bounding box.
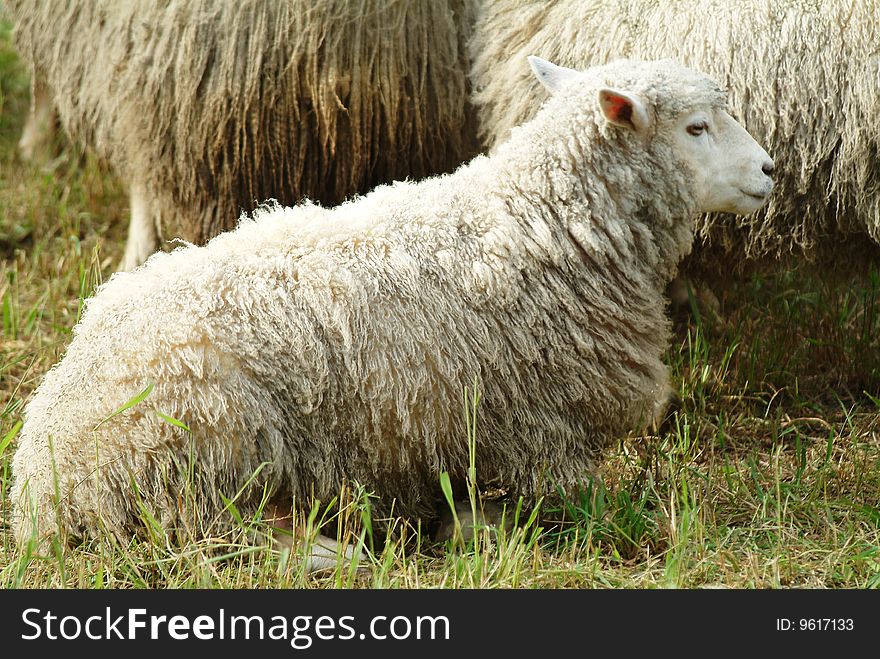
[265,501,367,574]
[302,535,367,574]
[435,499,507,543]
[16,121,55,164]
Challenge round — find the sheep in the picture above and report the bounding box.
[10,57,773,553]
[469,0,880,269]
[4,0,480,269]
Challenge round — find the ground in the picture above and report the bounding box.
[0,21,878,588]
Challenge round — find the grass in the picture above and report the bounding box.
[0,22,878,589]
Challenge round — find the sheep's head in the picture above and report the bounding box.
[528,56,774,217]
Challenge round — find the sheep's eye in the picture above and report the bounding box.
[687,121,708,136]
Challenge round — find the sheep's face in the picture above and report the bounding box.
[667,107,774,215]
[528,56,774,216]
[594,84,774,217]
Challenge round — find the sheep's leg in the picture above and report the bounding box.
[302,535,365,573]
[120,182,159,270]
[17,72,56,162]
[668,277,721,318]
[265,501,366,574]
[667,276,691,312]
[651,390,681,435]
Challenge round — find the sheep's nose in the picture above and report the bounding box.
[762,160,775,177]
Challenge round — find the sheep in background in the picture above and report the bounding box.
[469,0,880,270]
[11,58,773,554]
[4,0,480,269]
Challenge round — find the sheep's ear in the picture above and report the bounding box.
[598,88,651,133]
[528,55,579,94]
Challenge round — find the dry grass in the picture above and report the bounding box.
[1,21,878,589]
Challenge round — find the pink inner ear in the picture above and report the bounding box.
[605,93,633,125]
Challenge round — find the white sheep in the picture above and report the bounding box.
[5,0,480,269]
[11,58,772,555]
[469,0,880,268]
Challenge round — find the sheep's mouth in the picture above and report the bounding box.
[740,189,769,201]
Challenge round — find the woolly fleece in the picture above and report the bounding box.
[13,60,727,545]
[5,0,480,246]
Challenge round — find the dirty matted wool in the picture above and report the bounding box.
[5,0,480,244]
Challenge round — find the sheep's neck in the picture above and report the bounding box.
[491,132,697,288]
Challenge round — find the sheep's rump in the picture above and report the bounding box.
[6,0,480,244]
[469,0,880,268]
